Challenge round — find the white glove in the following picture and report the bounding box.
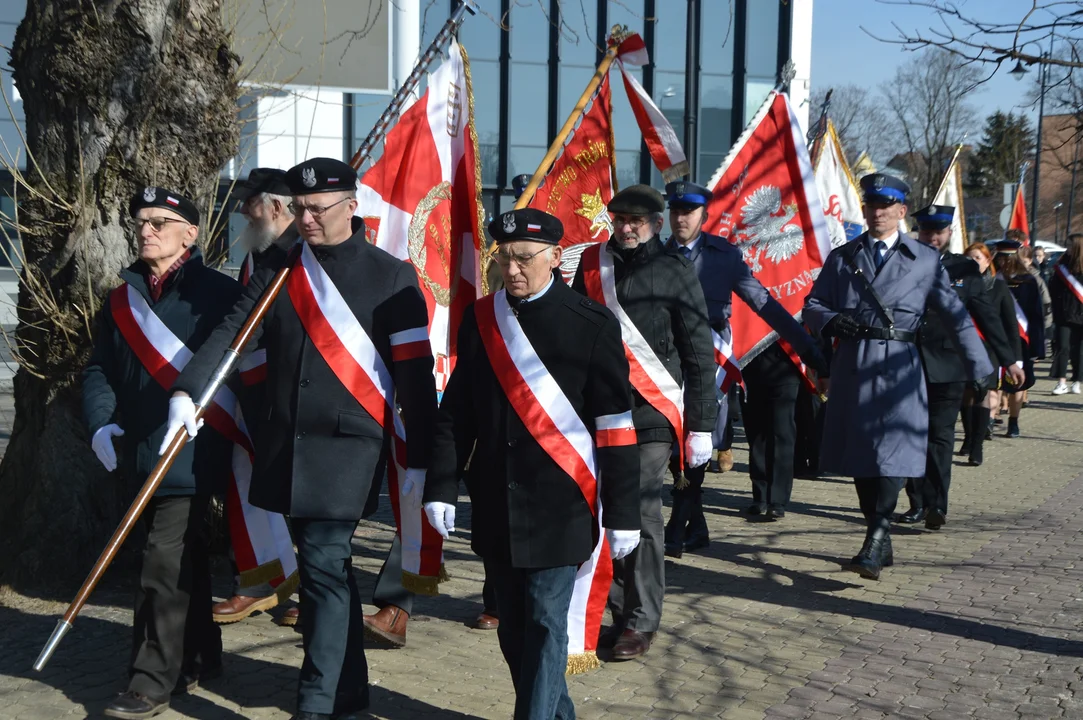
[91,424,125,472]
[685,431,713,469]
[424,502,456,539]
[400,468,426,513]
[158,395,203,455]
[607,529,641,560]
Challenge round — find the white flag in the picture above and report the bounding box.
[933,151,968,254]
[814,120,865,248]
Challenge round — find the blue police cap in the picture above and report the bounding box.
[665,180,713,208]
[860,173,910,205]
[913,204,954,230]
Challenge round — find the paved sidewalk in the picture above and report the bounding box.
[0,380,1082,719]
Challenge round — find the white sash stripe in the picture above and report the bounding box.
[390,327,430,345]
[595,411,634,430]
[493,291,597,479]
[1058,265,1083,304]
[299,242,406,440]
[125,285,194,369]
[597,250,685,410]
[239,348,266,372]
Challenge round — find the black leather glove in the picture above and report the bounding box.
[969,375,990,403]
[825,314,861,340]
[799,346,830,377]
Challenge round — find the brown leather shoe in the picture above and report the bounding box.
[363,605,408,647]
[610,629,654,661]
[473,611,499,630]
[211,594,277,624]
[718,449,734,473]
[275,605,299,627]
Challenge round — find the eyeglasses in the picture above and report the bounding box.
[492,247,550,268]
[612,215,651,230]
[130,217,189,233]
[288,197,350,218]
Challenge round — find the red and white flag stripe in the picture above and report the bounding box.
[613,33,648,66]
[711,329,742,393]
[110,284,298,595]
[1013,296,1030,346]
[579,243,685,464]
[286,241,444,590]
[1057,264,1083,304]
[390,327,432,363]
[473,291,611,671]
[595,411,637,448]
[239,347,267,386]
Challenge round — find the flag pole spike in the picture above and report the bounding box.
[513,25,629,210]
[806,88,833,160]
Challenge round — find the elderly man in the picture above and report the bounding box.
[663,181,826,538]
[804,175,992,580]
[235,168,297,282]
[425,207,641,719]
[571,184,717,660]
[167,158,437,720]
[83,187,241,718]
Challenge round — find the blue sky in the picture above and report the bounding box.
[812,0,1046,125]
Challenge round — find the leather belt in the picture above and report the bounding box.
[856,326,917,342]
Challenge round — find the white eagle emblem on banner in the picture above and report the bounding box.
[735,185,804,272]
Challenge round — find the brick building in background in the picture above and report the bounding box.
[1036,112,1083,245]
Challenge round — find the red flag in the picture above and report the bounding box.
[1009,185,1030,243]
[702,91,830,365]
[529,75,617,283]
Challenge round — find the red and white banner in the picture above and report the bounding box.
[355,39,484,400]
[1013,296,1030,347]
[286,241,445,593]
[711,329,742,393]
[474,291,620,672]
[110,284,298,598]
[702,90,830,366]
[1008,185,1030,242]
[612,33,688,183]
[1057,264,1083,304]
[579,243,686,464]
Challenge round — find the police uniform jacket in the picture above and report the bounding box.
[424,276,641,568]
[919,253,1018,384]
[665,232,819,359]
[174,220,437,520]
[82,248,239,496]
[571,236,717,444]
[804,233,993,478]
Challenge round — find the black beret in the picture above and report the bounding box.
[913,204,955,230]
[859,173,910,204]
[236,168,292,200]
[665,180,713,208]
[286,157,358,195]
[511,174,532,199]
[608,184,665,215]
[488,208,563,245]
[129,186,200,226]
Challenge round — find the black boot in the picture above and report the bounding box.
[664,486,689,559]
[968,405,986,466]
[1006,417,1020,438]
[880,533,894,567]
[844,526,887,580]
[958,406,972,456]
[894,507,926,524]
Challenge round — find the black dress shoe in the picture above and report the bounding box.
[881,534,894,567]
[663,542,683,559]
[597,624,624,649]
[333,687,371,719]
[745,504,765,516]
[611,629,654,660]
[104,691,169,720]
[683,535,710,553]
[894,507,927,524]
[767,506,786,519]
[843,528,887,580]
[925,508,946,530]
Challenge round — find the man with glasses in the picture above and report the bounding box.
[82,187,242,719]
[424,207,641,718]
[167,158,438,720]
[571,184,717,661]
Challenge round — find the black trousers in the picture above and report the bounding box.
[1052,323,1083,381]
[129,495,221,701]
[741,346,801,510]
[371,533,415,615]
[793,390,824,477]
[906,381,965,513]
[293,518,368,715]
[854,477,904,535]
[665,461,708,545]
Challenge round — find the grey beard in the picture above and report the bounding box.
[237,222,278,254]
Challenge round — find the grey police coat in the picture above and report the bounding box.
[803,233,993,478]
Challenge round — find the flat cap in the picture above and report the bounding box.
[860,173,910,205]
[286,157,358,195]
[665,180,713,208]
[488,208,563,245]
[129,186,200,226]
[236,168,292,201]
[913,204,955,230]
[608,184,665,215]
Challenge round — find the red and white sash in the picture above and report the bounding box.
[579,244,685,461]
[1057,264,1083,305]
[1013,296,1030,347]
[109,284,298,597]
[711,329,742,393]
[474,291,636,671]
[286,241,444,593]
[239,252,256,287]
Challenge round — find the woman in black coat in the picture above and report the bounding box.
[1049,233,1083,394]
[994,252,1045,438]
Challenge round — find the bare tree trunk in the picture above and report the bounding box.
[0,0,239,590]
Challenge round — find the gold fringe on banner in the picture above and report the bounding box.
[238,558,285,589]
[566,651,601,675]
[401,564,450,596]
[274,571,300,604]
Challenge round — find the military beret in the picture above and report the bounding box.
[488,208,563,245]
[665,180,713,208]
[129,186,200,226]
[511,174,532,200]
[914,204,954,230]
[860,173,910,205]
[236,168,292,201]
[286,157,358,195]
[608,184,665,215]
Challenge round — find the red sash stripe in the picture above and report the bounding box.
[390,327,432,362]
[594,411,636,448]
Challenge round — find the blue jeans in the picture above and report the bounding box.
[484,559,578,720]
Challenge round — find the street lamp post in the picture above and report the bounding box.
[1054,202,1064,244]
[1011,51,1050,237]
